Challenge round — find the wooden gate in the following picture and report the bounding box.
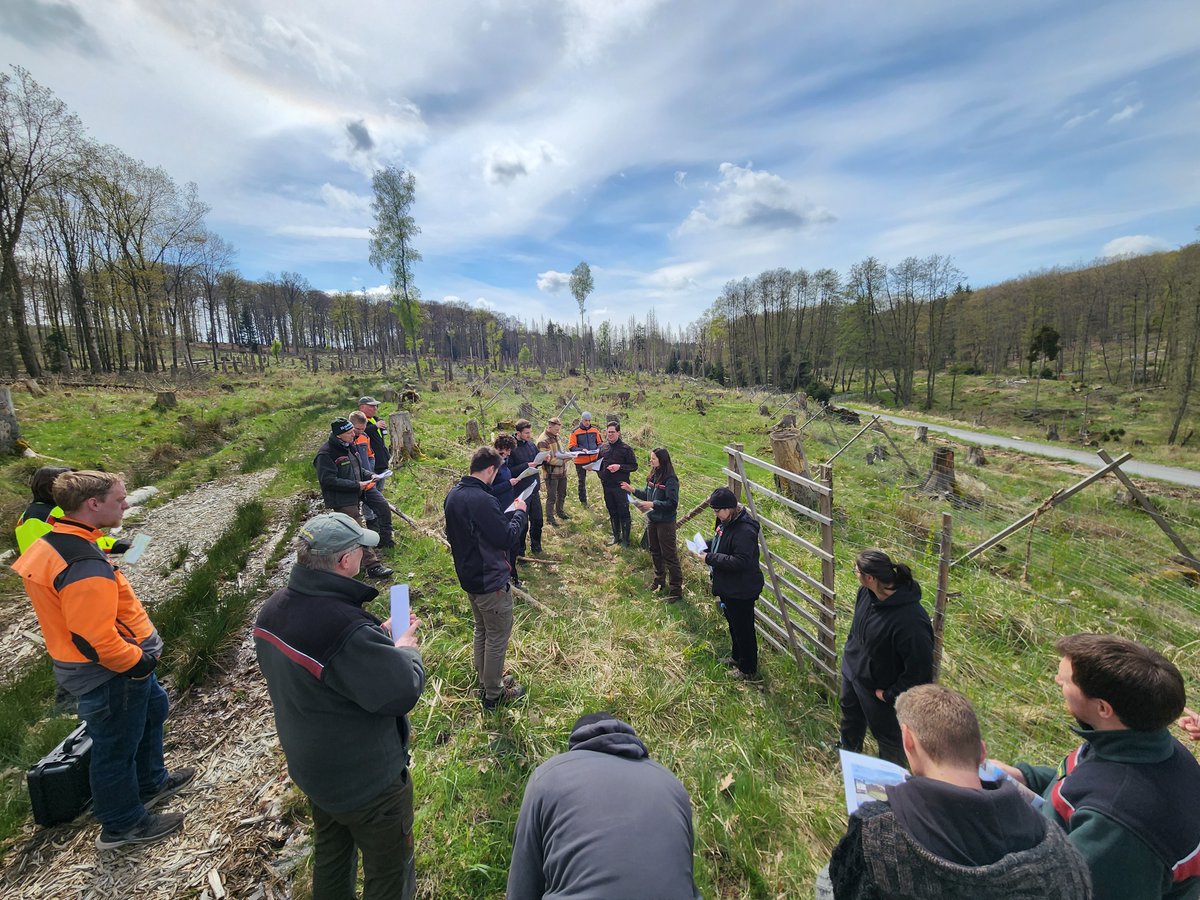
[722,443,838,692]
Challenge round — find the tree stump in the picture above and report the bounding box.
[617,392,631,406]
[865,443,889,465]
[967,446,987,466]
[759,404,770,416]
[769,428,820,508]
[388,411,419,461]
[519,402,534,419]
[920,447,958,494]
[381,388,399,402]
[1045,424,1059,441]
[24,378,46,397]
[465,419,482,444]
[430,381,440,392]
[635,390,645,404]
[695,398,706,415]
[154,391,177,410]
[914,426,928,443]
[775,413,797,429]
[0,387,19,455]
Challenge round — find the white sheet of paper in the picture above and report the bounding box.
[584,459,601,471]
[390,584,409,638]
[531,450,549,465]
[506,482,536,513]
[373,469,393,480]
[627,493,636,504]
[685,532,706,555]
[122,532,153,564]
[514,466,539,481]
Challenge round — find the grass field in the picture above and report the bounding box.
[1,363,1197,897]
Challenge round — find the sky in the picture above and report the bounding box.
[3,0,1199,329]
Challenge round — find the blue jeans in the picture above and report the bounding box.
[77,672,170,832]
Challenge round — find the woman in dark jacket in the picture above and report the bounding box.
[839,548,934,766]
[621,447,682,602]
[701,487,766,680]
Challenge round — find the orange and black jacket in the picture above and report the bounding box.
[568,424,602,465]
[12,518,161,695]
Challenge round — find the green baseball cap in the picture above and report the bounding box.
[298,512,380,553]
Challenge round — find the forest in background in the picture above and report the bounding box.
[3,67,1198,443]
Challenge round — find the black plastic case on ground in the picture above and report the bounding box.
[27,723,92,827]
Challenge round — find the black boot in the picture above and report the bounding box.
[608,517,621,545]
[620,520,632,547]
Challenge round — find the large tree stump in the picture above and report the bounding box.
[617,392,631,406]
[430,381,440,392]
[154,391,177,410]
[695,398,706,415]
[914,426,928,443]
[759,404,770,416]
[920,447,958,494]
[865,444,889,465]
[0,387,19,455]
[769,428,821,509]
[775,413,796,429]
[967,446,987,466]
[464,419,482,444]
[387,411,419,461]
[1045,424,1059,441]
[518,402,534,419]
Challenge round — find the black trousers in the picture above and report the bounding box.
[518,490,543,553]
[603,487,631,540]
[839,671,905,767]
[575,465,591,503]
[720,595,758,675]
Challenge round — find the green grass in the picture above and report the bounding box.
[0,362,1196,894]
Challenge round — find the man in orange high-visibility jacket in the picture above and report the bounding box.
[13,471,194,851]
[567,412,602,506]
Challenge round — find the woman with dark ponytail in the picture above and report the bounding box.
[838,549,933,766]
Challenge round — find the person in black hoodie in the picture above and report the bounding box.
[507,712,700,900]
[839,548,934,766]
[701,487,766,680]
[444,446,528,709]
[598,420,638,546]
[313,418,392,578]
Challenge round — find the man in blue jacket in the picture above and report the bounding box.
[445,447,528,709]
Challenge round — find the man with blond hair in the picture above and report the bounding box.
[13,471,195,851]
[820,684,1091,898]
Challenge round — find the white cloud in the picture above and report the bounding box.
[320,183,373,215]
[1108,101,1143,124]
[1101,234,1169,258]
[484,139,561,185]
[674,170,687,187]
[537,269,572,292]
[643,261,708,292]
[562,0,666,65]
[677,163,834,235]
[473,297,496,309]
[1063,109,1099,129]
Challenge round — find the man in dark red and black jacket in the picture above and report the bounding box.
[995,633,1200,900]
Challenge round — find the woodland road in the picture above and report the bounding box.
[842,407,1200,489]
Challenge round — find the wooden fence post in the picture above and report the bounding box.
[727,442,744,503]
[932,512,953,682]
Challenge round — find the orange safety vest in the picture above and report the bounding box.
[11,518,156,674]
[568,424,602,465]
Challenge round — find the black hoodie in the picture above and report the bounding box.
[841,579,934,702]
[706,508,766,601]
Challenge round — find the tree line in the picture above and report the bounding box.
[3,65,1197,441]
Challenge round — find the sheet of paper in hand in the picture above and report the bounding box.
[373,469,393,480]
[506,482,536,513]
[122,532,153,564]
[514,466,539,481]
[584,459,601,471]
[531,450,549,465]
[685,533,706,555]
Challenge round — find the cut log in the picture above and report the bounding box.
[920,447,958,494]
[966,446,987,466]
[769,428,821,508]
[465,418,482,444]
[388,411,419,461]
[914,426,928,443]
